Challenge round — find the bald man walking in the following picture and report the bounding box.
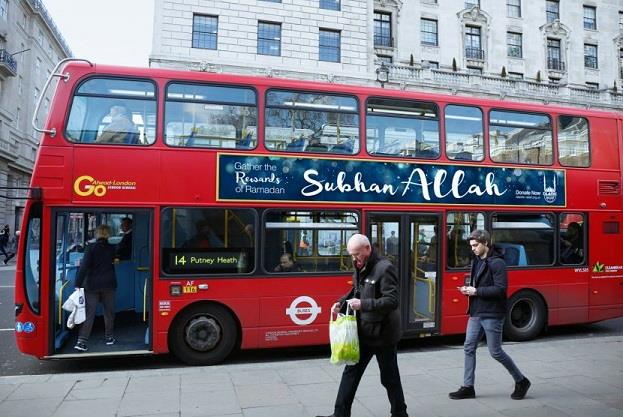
[317,234,408,417]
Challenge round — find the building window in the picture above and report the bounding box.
[547,38,564,70]
[465,0,480,8]
[374,12,392,47]
[34,88,39,107]
[546,1,559,23]
[507,32,522,58]
[377,55,392,64]
[320,0,340,11]
[0,0,7,20]
[585,82,599,90]
[319,29,341,62]
[421,18,438,46]
[35,57,41,76]
[507,0,521,18]
[18,76,23,95]
[467,67,482,75]
[426,60,439,69]
[583,6,596,30]
[584,44,598,69]
[465,26,483,60]
[620,48,623,79]
[619,11,623,32]
[258,21,281,56]
[192,15,218,50]
[37,29,43,45]
[508,72,523,79]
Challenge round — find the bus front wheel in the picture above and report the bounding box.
[169,303,238,365]
[504,290,546,341]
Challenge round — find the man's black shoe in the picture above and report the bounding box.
[511,377,531,400]
[449,386,475,399]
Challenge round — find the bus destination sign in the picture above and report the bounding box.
[163,249,246,274]
[217,154,566,207]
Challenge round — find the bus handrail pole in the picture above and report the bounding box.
[32,58,93,139]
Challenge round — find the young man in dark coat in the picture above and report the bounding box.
[74,224,118,351]
[317,233,408,417]
[449,229,531,400]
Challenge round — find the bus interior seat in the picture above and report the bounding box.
[125,130,140,144]
[496,243,528,266]
[236,132,253,149]
[286,137,306,151]
[454,151,473,161]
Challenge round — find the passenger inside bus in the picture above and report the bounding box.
[95,105,139,144]
[274,253,302,272]
[182,220,223,248]
[115,217,133,260]
[561,222,584,264]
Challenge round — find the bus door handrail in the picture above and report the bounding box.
[32,58,94,139]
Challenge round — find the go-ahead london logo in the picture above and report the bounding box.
[285,296,322,325]
[73,175,137,197]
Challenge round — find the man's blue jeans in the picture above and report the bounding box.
[463,317,524,387]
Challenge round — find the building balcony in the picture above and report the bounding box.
[0,49,17,78]
[374,62,622,110]
[374,36,394,48]
[465,47,485,61]
[547,58,565,71]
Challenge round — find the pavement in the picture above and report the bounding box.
[0,332,621,417]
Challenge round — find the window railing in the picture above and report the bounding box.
[547,57,565,71]
[465,47,485,60]
[374,35,394,48]
[0,49,17,74]
[584,56,598,69]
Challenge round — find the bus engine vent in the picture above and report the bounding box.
[598,180,620,195]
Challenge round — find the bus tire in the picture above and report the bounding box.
[504,290,546,341]
[169,303,238,366]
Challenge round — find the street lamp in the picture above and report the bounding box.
[376,62,389,88]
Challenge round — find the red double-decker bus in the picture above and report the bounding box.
[13,59,623,365]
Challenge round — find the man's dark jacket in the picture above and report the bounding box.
[468,245,507,318]
[339,249,401,347]
[75,238,117,291]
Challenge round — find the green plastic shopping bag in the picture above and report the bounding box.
[329,305,360,365]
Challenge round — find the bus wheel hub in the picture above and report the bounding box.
[186,316,221,351]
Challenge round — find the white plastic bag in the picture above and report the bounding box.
[329,305,360,365]
[62,288,86,329]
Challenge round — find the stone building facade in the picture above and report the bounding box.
[150,0,623,110]
[0,0,70,232]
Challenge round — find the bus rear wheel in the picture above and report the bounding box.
[504,290,546,341]
[169,304,238,365]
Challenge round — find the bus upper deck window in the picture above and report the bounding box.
[165,83,258,149]
[558,116,590,167]
[489,110,552,165]
[366,98,440,159]
[66,78,157,145]
[265,90,360,154]
[445,105,484,162]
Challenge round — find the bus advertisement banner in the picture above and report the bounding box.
[217,154,566,207]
